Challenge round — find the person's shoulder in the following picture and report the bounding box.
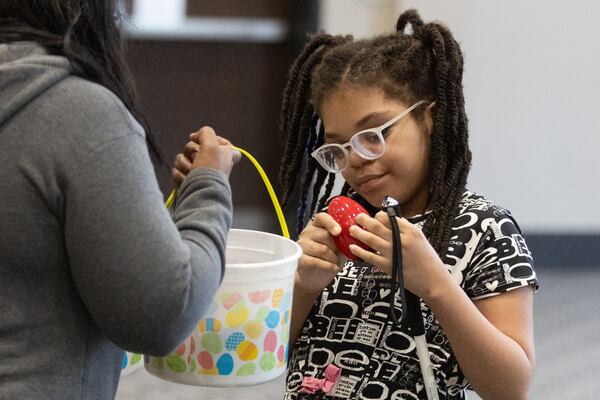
[454,191,522,234]
[45,75,144,140]
[454,192,537,298]
[457,191,514,219]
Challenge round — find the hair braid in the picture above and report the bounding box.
[341,182,351,196]
[316,173,336,213]
[415,17,471,255]
[296,160,316,234]
[396,9,424,33]
[280,34,336,140]
[295,115,322,234]
[309,167,329,216]
[294,114,340,234]
[279,34,350,208]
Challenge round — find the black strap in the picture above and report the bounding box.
[387,205,408,326]
[386,204,426,336]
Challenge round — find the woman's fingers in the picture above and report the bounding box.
[189,127,239,176]
[183,141,200,161]
[191,131,230,145]
[171,168,186,187]
[189,129,240,166]
[229,147,242,165]
[217,136,232,146]
[174,153,192,174]
[172,153,192,187]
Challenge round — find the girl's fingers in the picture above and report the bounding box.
[355,213,391,239]
[349,244,388,269]
[349,224,390,254]
[374,211,392,228]
[298,236,338,265]
[301,225,338,245]
[350,213,392,245]
[298,254,341,274]
[311,212,342,236]
[374,211,412,233]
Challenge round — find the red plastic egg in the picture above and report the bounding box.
[327,196,371,260]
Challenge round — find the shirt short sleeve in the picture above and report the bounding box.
[463,213,539,300]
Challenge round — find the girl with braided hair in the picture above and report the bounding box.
[280,9,538,400]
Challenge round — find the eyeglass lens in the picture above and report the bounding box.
[351,130,384,158]
[317,130,384,171]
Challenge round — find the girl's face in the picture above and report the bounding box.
[319,86,433,217]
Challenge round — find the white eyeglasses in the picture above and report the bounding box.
[311,100,428,173]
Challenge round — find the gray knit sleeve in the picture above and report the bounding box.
[63,131,232,356]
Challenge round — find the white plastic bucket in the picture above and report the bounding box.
[144,229,301,386]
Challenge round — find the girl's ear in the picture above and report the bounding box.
[424,101,436,136]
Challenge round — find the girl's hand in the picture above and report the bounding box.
[295,213,343,296]
[172,127,241,186]
[349,211,447,299]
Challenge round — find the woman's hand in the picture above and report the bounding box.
[295,212,343,296]
[348,211,447,300]
[172,127,241,186]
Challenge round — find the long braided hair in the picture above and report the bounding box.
[279,9,471,256]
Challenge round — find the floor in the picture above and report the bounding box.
[116,266,600,400]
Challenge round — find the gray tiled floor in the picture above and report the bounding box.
[116,266,599,400]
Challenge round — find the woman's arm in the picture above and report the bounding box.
[64,130,234,356]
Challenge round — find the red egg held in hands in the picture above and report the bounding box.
[327,196,371,260]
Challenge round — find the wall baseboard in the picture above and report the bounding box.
[525,234,600,267]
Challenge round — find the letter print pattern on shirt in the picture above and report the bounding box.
[284,191,538,400]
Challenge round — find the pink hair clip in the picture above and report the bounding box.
[299,364,341,394]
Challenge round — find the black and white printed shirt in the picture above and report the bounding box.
[284,191,538,400]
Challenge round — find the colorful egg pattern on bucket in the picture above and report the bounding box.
[144,286,293,386]
[144,227,301,386]
[121,352,143,377]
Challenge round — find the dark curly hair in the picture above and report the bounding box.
[278,9,471,256]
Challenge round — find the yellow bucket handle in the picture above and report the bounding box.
[165,146,290,239]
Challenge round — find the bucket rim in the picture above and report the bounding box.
[226,228,302,270]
